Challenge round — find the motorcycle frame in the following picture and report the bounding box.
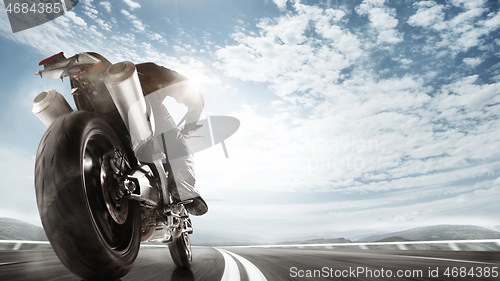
[34,52,190,243]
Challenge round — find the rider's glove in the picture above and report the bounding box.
[181,123,203,136]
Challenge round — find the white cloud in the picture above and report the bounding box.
[198,179,500,237]
[121,9,145,31]
[407,0,500,55]
[212,1,500,238]
[463,57,482,67]
[95,18,112,31]
[65,11,87,27]
[482,10,500,29]
[82,1,99,19]
[408,1,445,29]
[80,0,94,6]
[123,0,141,11]
[174,44,198,53]
[148,32,168,45]
[356,0,403,44]
[272,0,288,9]
[217,3,362,97]
[100,1,112,13]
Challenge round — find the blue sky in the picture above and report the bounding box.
[0,0,499,242]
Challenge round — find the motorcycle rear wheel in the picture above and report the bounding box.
[35,111,141,280]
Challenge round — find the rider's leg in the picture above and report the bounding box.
[149,101,208,216]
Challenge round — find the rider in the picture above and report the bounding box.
[135,63,208,216]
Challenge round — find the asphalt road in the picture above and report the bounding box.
[0,247,498,280]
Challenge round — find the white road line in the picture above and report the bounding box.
[219,249,268,281]
[215,248,240,281]
[0,262,23,266]
[139,244,167,248]
[397,255,499,265]
[226,239,500,249]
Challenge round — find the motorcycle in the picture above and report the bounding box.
[31,52,197,280]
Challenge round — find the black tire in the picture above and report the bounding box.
[168,231,192,268]
[35,111,141,280]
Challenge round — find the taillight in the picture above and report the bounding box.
[39,52,64,66]
[71,62,104,79]
[85,63,103,73]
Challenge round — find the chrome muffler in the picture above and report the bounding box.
[103,61,153,149]
[31,89,73,127]
[104,61,170,207]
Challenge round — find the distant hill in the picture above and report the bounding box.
[278,229,386,242]
[360,225,500,242]
[0,218,47,241]
[278,237,352,245]
[375,236,414,242]
[190,230,267,246]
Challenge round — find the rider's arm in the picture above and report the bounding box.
[168,80,205,134]
[136,63,205,133]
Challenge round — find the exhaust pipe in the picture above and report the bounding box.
[104,61,169,207]
[31,89,73,127]
[103,61,152,149]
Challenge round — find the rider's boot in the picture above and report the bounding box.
[166,163,208,216]
[176,180,208,216]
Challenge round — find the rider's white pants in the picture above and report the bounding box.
[142,89,198,201]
